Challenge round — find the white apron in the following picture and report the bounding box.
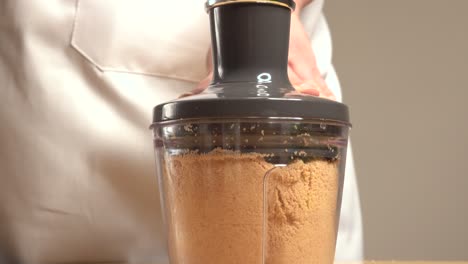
[0,0,363,263]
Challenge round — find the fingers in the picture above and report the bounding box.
[288,15,323,84]
[180,48,214,98]
[302,80,336,100]
[196,72,213,91]
[289,58,327,93]
[288,13,336,101]
[300,87,320,96]
[179,71,213,98]
[288,65,303,86]
[289,65,320,96]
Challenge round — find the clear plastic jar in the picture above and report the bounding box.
[152,118,349,264]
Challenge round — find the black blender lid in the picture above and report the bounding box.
[152,84,350,124]
[152,1,350,125]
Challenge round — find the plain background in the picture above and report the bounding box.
[325,0,468,261]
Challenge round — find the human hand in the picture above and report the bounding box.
[286,11,336,100]
[190,5,335,100]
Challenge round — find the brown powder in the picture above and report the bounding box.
[163,149,339,264]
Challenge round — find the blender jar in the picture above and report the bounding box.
[151,1,351,263]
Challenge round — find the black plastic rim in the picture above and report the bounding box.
[205,0,296,12]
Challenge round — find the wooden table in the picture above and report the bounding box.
[370,261,468,264]
[335,261,468,264]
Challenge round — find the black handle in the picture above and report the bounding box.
[209,3,293,94]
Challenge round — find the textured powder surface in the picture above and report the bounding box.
[163,150,339,264]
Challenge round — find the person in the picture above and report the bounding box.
[0,0,363,263]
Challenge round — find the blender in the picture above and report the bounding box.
[151,0,351,263]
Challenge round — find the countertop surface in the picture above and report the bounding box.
[335,260,468,264]
[354,261,468,264]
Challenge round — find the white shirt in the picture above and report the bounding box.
[0,0,362,263]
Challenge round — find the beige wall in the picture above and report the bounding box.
[324,0,468,261]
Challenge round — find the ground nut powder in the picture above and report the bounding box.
[163,150,339,264]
